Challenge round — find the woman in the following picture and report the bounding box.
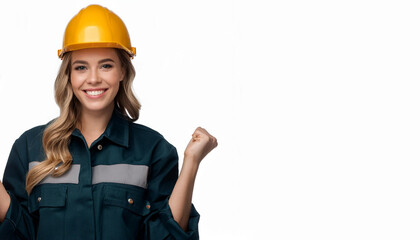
[0,4,217,240]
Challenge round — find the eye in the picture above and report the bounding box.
[101,64,113,69]
[74,66,87,71]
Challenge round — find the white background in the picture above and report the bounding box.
[1,1,420,239]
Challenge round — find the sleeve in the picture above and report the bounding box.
[143,138,200,240]
[0,138,36,240]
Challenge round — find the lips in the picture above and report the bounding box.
[83,88,108,97]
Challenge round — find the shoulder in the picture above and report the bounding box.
[20,124,48,139]
[9,122,50,163]
[15,122,49,146]
[113,110,168,145]
[128,122,177,153]
[129,122,171,144]
[130,122,163,139]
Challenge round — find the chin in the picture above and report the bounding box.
[81,103,114,113]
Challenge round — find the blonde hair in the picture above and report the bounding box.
[25,49,140,194]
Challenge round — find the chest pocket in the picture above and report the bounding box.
[103,185,150,215]
[28,185,68,240]
[100,185,151,240]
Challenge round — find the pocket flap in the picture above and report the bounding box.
[29,185,67,213]
[103,185,150,216]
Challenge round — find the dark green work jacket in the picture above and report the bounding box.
[0,109,199,240]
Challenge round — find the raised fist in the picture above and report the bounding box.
[184,127,218,164]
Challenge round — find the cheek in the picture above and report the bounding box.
[70,74,83,90]
[109,72,123,87]
[111,80,121,94]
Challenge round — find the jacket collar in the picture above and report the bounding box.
[71,108,130,148]
[102,108,130,148]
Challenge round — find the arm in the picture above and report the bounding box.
[0,181,11,222]
[169,127,218,230]
[0,137,37,240]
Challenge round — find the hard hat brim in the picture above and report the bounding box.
[58,42,136,59]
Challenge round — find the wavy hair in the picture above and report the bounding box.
[25,49,140,194]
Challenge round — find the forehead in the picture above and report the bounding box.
[71,48,119,62]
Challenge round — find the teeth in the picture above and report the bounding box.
[86,90,105,96]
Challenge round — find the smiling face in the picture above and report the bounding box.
[70,48,124,116]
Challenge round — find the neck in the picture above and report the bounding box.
[77,104,115,147]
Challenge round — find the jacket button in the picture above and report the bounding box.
[37,197,42,202]
[97,144,103,150]
[128,198,134,204]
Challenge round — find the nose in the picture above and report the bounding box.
[86,69,101,84]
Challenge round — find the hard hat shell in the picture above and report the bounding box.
[58,5,136,59]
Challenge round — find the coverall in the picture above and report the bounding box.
[0,108,200,240]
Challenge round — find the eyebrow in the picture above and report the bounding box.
[72,58,115,65]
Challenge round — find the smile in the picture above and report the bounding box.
[86,90,104,96]
[83,89,108,97]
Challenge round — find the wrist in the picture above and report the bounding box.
[183,152,202,163]
[0,188,10,223]
[181,156,200,173]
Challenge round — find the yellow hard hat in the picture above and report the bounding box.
[58,5,136,59]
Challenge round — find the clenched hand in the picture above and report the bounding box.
[184,127,218,164]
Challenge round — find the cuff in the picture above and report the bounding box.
[158,199,200,240]
[0,192,17,237]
